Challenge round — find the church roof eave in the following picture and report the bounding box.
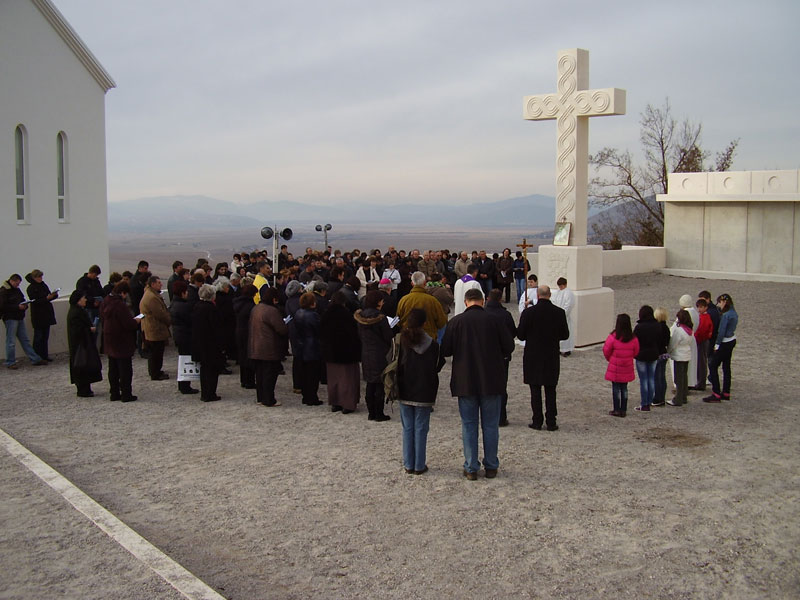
[31,0,117,93]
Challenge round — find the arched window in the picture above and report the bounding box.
[15,125,28,223]
[57,131,69,222]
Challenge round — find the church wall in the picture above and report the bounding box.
[0,0,110,290]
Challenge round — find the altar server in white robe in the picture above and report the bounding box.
[552,277,575,356]
[518,273,539,315]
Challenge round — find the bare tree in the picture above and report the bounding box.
[589,99,739,246]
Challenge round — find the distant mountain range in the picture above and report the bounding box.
[108,194,562,233]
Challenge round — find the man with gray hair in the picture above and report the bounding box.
[516,284,569,431]
[441,287,515,480]
[396,272,447,340]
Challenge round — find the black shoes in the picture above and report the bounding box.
[180,387,200,395]
[499,419,509,427]
[77,391,94,398]
[414,466,429,475]
[485,469,498,479]
[331,405,343,413]
[121,396,138,403]
[528,423,542,430]
[369,414,391,422]
[547,424,559,431]
[151,372,169,381]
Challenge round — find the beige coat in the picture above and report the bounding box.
[140,287,171,342]
[248,303,289,361]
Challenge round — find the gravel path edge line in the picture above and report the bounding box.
[0,425,226,600]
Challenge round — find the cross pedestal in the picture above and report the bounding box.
[538,244,614,347]
[523,48,625,346]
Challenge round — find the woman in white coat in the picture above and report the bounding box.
[677,294,699,388]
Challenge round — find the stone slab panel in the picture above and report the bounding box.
[537,245,603,291]
[664,203,704,269]
[760,202,796,275]
[746,203,765,274]
[573,287,615,347]
[704,203,747,272]
[794,204,800,276]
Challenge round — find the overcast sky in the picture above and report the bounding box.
[55,0,800,206]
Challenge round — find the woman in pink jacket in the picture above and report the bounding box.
[603,313,640,418]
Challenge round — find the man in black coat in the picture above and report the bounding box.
[475,250,496,296]
[484,289,517,427]
[441,288,515,480]
[516,284,569,431]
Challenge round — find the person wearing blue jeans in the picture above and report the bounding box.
[458,395,502,474]
[704,293,738,403]
[636,360,657,408]
[397,308,443,475]
[400,404,433,474]
[441,288,515,480]
[1,274,46,369]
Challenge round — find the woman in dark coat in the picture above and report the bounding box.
[398,308,444,474]
[101,281,141,402]
[26,270,58,361]
[191,284,226,402]
[633,304,661,411]
[294,292,324,406]
[495,248,515,304]
[233,284,258,389]
[170,280,199,395]
[354,290,393,421]
[320,291,362,413]
[214,278,237,363]
[340,277,361,314]
[283,280,305,392]
[67,290,102,397]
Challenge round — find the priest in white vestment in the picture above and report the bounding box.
[453,263,482,316]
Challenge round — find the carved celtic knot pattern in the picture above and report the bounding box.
[556,53,578,223]
[574,90,611,114]
[525,94,560,119]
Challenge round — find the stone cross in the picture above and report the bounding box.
[523,48,626,246]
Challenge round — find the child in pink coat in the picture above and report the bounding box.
[603,313,640,417]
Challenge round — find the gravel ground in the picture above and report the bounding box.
[0,272,798,600]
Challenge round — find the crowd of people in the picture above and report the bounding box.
[1,245,739,479]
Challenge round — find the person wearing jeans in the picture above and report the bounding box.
[633,305,662,410]
[704,293,738,403]
[1,274,45,369]
[398,308,443,474]
[442,289,515,480]
[636,360,657,408]
[457,395,502,474]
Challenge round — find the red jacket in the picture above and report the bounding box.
[694,312,713,343]
[603,333,640,383]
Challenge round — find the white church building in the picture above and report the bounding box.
[1,0,114,289]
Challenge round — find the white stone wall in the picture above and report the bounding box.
[658,171,800,281]
[0,0,111,289]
